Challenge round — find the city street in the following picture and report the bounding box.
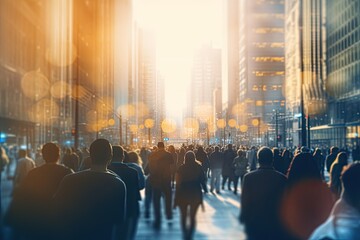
[0,162,246,240]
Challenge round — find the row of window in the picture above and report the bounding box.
[327,1,359,32]
[254,13,284,20]
[328,18,358,46]
[252,42,284,48]
[253,28,284,34]
[252,57,285,62]
[255,100,285,107]
[252,85,283,91]
[328,30,360,59]
[328,44,360,72]
[252,71,285,77]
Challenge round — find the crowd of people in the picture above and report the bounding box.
[0,141,359,240]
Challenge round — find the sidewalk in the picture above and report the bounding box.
[136,189,246,240]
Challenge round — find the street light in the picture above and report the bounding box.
[251,117,260,145]
[217,118,226,146]
[144,118,154,146]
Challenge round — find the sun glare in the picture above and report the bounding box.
[134,0,223,118]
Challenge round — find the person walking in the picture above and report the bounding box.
[13,149,35,189]
[222,144,237,191]
[174,151,207,240]
[54,139,126,240]
[240,147,289,240]
[232,149,248,194]
[329,152,348,199]
[147,142,173,229]
[209,146,223,194]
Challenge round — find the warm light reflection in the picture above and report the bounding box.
[28,99,59,125]
[161,118,177,133]
[117,104,136,118]
[239,125,248,133]
[21,70,50,101]
[216,119,226,129]
[251,119,260,126]
[228,119,237,128]
[144,118,155,129]
[50,81,70,99]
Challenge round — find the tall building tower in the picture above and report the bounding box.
[239,0,285,145]
[226,0,240,115]
[190,45,222,117]
[285,0,327,146]
[326,0,360,147]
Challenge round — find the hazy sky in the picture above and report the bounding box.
[133,0,224,119]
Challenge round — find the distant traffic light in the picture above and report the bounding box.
[71,128,76,136]
[277,134,282,142]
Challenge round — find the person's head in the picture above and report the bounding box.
[287,152,321,184]
[341,162,360,211]
[330,146,339,155]
[198,146,204,153]
[112,145,124,163]
[257,147,273,166]
[168,145,175,153]
[273,147,280,156]
[18,149,27,158]
[214,146,220,152]
[237,149,245,157]
[227,144,232,150]
[157,142,165,149]
[184,151,196,165]
[300,146,310,153]
[282,149,290,159]
[42,143,60,163]
[127,151,143,165]
[313,148,322,156]
[336,152,348,166]
[90,139,112,166]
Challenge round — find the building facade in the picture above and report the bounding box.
[238,0,286,146]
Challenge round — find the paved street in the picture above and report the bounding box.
[0,162,246,240]
[136,189,246,240]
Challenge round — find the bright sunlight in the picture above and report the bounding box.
[133,0,224,118]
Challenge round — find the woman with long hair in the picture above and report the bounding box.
[174,151,207,240]
[329,152,348,198]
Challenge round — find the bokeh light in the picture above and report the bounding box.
[144,118,155,128]
[108,118,116,126]
[239,124,248,133]
[228,119,237,128]
[251,118,259,126]
[161,118,177,133]
[51,81,70,99]
[216,119,226,129]
[21,70,50,100]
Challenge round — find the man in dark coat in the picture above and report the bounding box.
[240,146,288,240]
[54,139,126,240]
[108,145,141,240]
[6,143,73,239]
[148,142,173,229]
[326,146,339,173]
[222,144,237,191]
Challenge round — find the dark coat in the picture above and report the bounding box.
[222,149,237,176]
[174,161,206,208]
[148,149,173,189]
[240,166,288,240]
[209,151,223,170]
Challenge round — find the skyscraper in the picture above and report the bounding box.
[285,0,327,146]
[238,0,285,145]
[325,0,360,147]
